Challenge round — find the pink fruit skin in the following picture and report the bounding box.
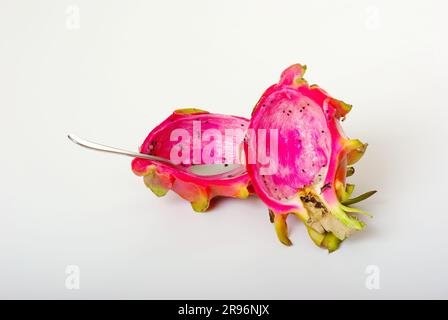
[132,109,251,212]
[245,64,369,248]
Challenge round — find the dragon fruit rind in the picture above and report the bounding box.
[132,108,251,212]
[245,64,375,251]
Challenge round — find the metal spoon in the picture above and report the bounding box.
[67,134,245,176]
[67,134,176,166]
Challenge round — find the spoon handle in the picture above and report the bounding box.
[67,134,175,166]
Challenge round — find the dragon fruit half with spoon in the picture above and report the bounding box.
[132,108,252,212]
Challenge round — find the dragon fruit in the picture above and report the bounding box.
[132,108,251,212]
[245,64,375,251]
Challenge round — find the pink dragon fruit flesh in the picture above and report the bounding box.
[132,108,252,212]
[245,64,375,252]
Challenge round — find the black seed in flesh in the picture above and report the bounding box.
[321,183,331,193]
[300,196,311,203]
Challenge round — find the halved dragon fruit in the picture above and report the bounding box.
[245,64,375,251]
[132,108,251,212]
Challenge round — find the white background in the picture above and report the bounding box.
[1,0,447,299]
